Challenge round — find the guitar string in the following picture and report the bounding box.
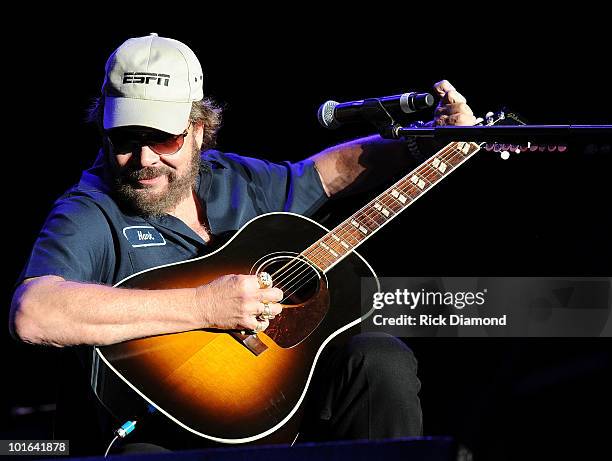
[271,142,475,300]
[273,142,475,296]
[270,118,519,300]
[291,141,467,272]
[274,114,522,281]
[285,132,523,277]
[270,142,477,303]
[276,142,488,304]
[268,142,461,293]
[275,146,476,304]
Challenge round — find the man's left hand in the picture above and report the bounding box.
[432,80,477,126]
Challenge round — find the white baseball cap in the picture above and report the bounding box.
[102,33,204,134]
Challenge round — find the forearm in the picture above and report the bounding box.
[10,276,201,347]
[310,134,432,197]
[311,80,476,197]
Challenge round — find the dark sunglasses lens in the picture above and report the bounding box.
[149,135,185,155]
[107,131,185,155]
[108,133,138,153]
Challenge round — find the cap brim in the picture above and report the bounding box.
[103,97,191,134]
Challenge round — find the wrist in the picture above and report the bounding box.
[192,285,210,329]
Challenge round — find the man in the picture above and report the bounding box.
[10,34,475,454]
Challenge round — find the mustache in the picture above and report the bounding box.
[120,166,173,182]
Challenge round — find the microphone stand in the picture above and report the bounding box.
[390,125,612,144]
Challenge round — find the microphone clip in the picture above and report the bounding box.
[358,98,403,139]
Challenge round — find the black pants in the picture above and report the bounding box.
[113,332,422,454]
[299,332,422,441]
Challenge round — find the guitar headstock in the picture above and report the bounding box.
[480,110,567,159]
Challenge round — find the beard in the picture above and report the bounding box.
[112,140,201,218]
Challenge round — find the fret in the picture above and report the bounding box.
[457,141,471,155]
[431,157,449,174]
[409,173,428,190]
[387,189,407,210]
[397,187,412,203]
[440,145,464,165]
[322,234,349,256]
[323,241,342,258]
[373,201,394,219]
[361,206,388,227]
[309,240,335,261]
[399,180,423,200]
[350,216,373,236]
[328,233,350,251]
[356,211,381,230]
[318,241,340,259]
[340,222,364,246]
[344,226,363,246]
[420,161,445,181]
[302,252,327,272]
[419,169,442,184]
[309,245,334,267]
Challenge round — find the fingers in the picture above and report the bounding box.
[435,102,473,118]
[445,90,467,105]
[253,302,283,317]
[435,113,477,126]
[248,317,269,333]
[433,79,455,97]
[247,301,283,333]
[204,274,285,333]
[240,274,265,291]
[433,80,466,104]
[432,80,476,126]
[258,287,284,303]
[233,275,283,301]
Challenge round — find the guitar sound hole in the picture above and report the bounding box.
[259,257,320,306]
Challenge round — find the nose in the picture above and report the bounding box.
[137,145,161,167]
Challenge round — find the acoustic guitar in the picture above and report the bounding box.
[91,112,524,444]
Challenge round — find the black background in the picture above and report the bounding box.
[3,12,611,460]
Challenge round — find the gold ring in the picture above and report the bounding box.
[257,302,274,321]
[258,272,273,289]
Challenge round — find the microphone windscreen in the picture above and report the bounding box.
[317,100,340,129]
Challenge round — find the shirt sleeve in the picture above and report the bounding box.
[17,195,114,285]
[210,152,329,216]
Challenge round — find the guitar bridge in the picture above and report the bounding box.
[230,332,268,356]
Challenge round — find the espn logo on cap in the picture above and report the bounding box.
[123,72,170,86]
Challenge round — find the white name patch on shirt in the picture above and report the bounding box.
[122,226,167,248]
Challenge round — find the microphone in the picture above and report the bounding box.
[318,92,434,129]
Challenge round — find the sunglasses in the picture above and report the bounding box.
[105,124,191,156]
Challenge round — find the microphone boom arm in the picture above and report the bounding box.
[392,125,612,143]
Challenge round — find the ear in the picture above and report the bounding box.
[193,122,205,150]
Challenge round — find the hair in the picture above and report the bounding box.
[86,97,223,151]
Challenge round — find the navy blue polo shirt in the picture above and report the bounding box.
[19,149,328,286]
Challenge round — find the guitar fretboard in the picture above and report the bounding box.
[302,141,481,272]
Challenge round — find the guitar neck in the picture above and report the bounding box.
[302,140,482,272]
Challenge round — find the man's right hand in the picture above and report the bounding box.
[195,274,284,332]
